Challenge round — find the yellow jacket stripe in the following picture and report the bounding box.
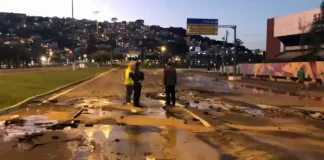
[125,67,134,85]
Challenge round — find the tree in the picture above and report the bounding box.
[90,50,110,65]
[30,43,46,65]
[86,34,98,54]
[235,39,244,46]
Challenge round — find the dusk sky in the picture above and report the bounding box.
[2,0,322,50]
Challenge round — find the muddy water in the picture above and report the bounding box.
[0,97,220,160]
[146,89,265,117]
[182,74,324,102]
[63,124,220,160]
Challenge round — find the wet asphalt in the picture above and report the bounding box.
[1,68,324,160]
[0,68,221,160]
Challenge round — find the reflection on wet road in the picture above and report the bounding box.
[182,74,324,100]
[0,68,222,160]
[0,102,219,160]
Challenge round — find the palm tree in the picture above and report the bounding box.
[301,0,324,60]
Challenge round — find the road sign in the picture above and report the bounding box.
[186,18,218,35]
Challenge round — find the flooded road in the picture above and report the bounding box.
[180,73,324,112]
[2,68,324,159]
[178,70,324,160]
[0,68,222,160]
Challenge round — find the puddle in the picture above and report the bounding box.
[146,90,266,118]
[56,97,121,109]
[229,83,324,101]
[233,106,265,117]
[182,74,324,101]
[0,95,222,159]
[182,76,221,88]
[0,115,58,142]
[64,125,219,160]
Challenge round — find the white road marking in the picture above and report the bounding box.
[158,100,211,127]
[181,105,212,127]
[42,68,118,103]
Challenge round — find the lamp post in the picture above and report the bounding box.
[93,11,100,46]
[71,0,75,71]
[160,46,166,68]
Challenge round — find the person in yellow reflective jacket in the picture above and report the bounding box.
[125,62,134,104]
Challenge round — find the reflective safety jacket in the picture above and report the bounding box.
[124,67,134,85]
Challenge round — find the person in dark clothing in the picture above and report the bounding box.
[163,62,177,106]
[129,62,145,107]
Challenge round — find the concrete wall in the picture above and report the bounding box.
[224,62,324,81]
[273,9,320,37]
[266,18,281,60]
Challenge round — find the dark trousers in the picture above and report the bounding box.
[165,85,176,106]
[125,85,133,103]
[133,85,142,107]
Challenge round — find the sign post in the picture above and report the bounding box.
[186,19,239,76]
[186,18,218,69]
[186,18,218,35]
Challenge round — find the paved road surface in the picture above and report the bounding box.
[0,67,222,160]
[1,67,324,160]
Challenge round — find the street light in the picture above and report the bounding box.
[71,0,75,71]
[93,10,100,44]
[161,46,166,53]
[160,46,166,68]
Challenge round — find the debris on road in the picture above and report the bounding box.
[309,112,324,120]
[4,117,26,127]
[85,124,94,127]
[48,99,58,103]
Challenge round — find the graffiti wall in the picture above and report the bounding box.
[224,62,324,81]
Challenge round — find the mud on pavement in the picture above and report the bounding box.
[159,70,324,160]
[0,68,224,160]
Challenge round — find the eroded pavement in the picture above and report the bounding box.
[169,70,324,160]
[0,68,220,160]
[2,68,324,160]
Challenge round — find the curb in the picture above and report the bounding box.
[0,69,114,115]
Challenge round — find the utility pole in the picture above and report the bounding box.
[233,26,237,76]
[71,0,75,71]
[221,30,228,73]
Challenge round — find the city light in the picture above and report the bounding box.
[161,46,166,53]
[40,56,46,62]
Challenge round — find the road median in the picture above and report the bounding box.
[0,67,113,114]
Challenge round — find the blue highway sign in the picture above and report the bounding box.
[186,18,218,35]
